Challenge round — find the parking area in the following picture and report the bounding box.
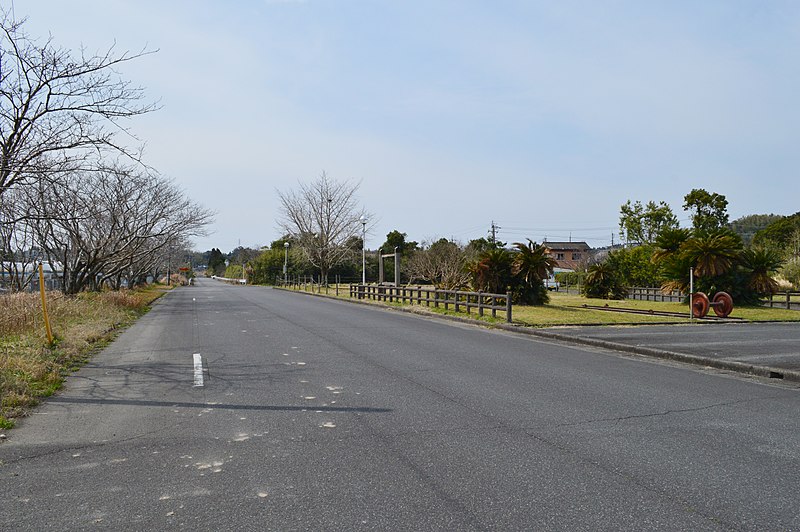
[546,322,800,373]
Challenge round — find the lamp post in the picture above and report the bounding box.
[167,246,172,286]
[359,216,367,284]
[689,266,694,322]
[283,242,290,285]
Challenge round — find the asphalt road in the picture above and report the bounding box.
[543,323,800,373]
[1,278,800,530]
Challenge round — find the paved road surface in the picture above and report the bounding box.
[544,323,800,373]
[1,278,799,530]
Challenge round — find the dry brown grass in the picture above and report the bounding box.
[0,292,59,337]
[0,285,169,429]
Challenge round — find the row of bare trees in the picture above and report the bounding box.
[0,11,212,293]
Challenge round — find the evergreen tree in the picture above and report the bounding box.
[208,248,227,276]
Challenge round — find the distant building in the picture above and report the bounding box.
[543,241,590,271]
[1,261,63,292]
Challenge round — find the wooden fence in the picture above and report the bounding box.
[278,276,347,296]
[349,284,512,323]
[627,287,684,302]
[628,287,800,311]
[763,291,800,311]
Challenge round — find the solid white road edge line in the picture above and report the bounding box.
[193,353,204,387]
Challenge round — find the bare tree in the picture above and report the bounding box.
[406,238,471,290]
[0,10,157,196]
[277,172,371,283]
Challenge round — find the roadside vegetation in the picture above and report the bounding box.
[581,189,795,302]
[0,286,169,429]
[263,179,798,328]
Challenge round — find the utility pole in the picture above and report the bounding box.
[490,220,500,244]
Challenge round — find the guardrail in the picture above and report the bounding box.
[211,275,246,285]
[349,284,512,322]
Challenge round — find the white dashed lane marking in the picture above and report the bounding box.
[193,353,204,387]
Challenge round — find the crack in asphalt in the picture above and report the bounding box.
[0,424,179,466]
[552,394,788,428]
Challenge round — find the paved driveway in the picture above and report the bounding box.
[546,322,800,372]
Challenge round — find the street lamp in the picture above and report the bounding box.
[283,241,290,285]
[167,246,173,286]
[359,216,367,284]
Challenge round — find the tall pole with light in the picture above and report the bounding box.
[284,241,290,285]
[359,216,367,284]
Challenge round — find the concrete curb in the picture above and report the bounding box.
[272,287,800,384]
[519,328,800,384]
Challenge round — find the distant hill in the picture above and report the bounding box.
[752,212,800,252]
[729,214,784,246]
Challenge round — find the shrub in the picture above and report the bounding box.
[555,271,585,287]
[583,262,626,299]
[780,258,800,290]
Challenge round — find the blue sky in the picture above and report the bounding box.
[15,0,800,251]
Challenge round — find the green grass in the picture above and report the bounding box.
[542,292,800,324]
[280,284,800,326]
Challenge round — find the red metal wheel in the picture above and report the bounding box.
[712,291,734,318]
[692,292,710,318]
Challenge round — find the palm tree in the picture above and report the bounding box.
[469,248,513,294]
[740,248,783,295]
[512,240,557,284]
[651,227,692,264]
[652,227,693,294]
[681,230,741,278]
[512,239,557,304]
[584,261,623,299]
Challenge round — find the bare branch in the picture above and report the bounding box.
[0,10,158,195]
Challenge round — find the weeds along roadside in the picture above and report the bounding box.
[0,286,170,430]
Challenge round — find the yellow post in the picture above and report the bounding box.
[38,263,54,345]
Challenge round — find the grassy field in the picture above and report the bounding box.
[280,284,800,326]
[516,292,800,326]
[0,285,170,429]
